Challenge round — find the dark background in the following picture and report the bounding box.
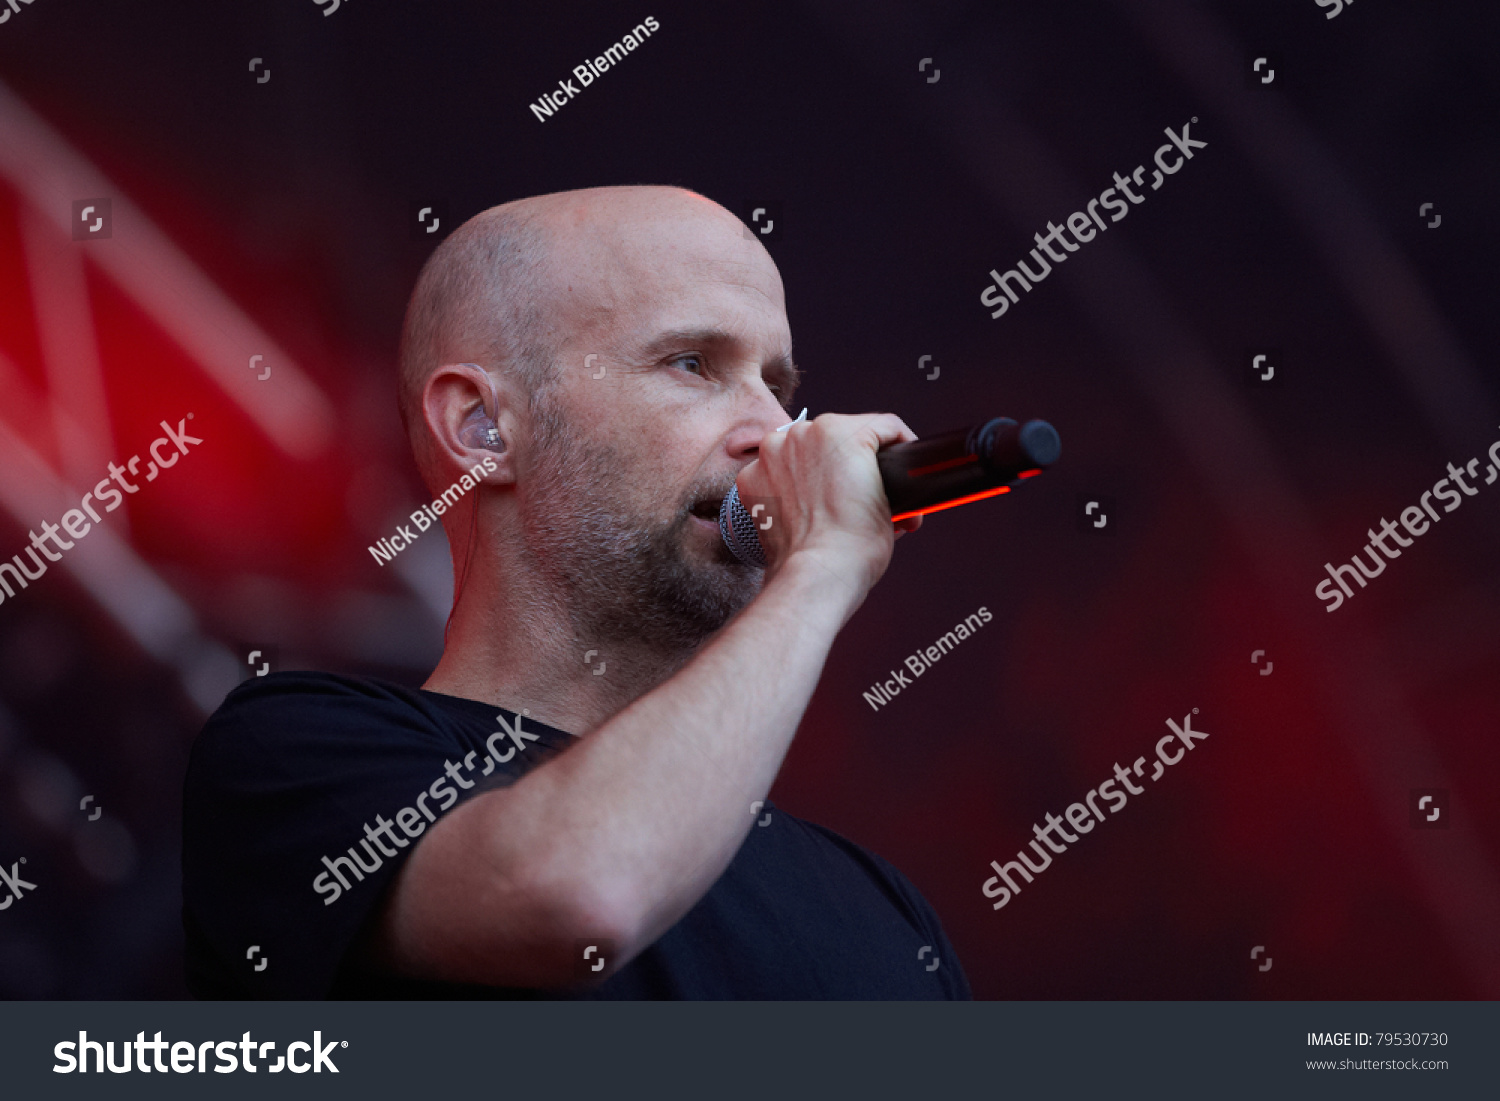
[0,0,1496,999]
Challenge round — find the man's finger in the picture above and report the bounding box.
[864,413,919,450]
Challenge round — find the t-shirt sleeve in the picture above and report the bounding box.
[798,819,973,1000]
[877,858,972,1000]
[182,673,480,998]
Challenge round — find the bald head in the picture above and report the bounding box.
[400,184,798,667]
[397,201,550,447]
[397,185,772,483]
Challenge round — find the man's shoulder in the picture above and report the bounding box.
[203,670,440,737]
[182,671,465,999]
[188,671,456,781]
[214,669,428,716]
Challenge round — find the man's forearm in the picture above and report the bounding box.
[488,552,864,959]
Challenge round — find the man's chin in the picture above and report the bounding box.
[671,514,762,612]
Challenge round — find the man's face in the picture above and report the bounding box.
[517,193,798,655]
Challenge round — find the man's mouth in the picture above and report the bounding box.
[688,496,722,525]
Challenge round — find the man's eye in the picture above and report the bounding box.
[671,354,706,376]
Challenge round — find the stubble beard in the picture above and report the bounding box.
[519,395,763,661]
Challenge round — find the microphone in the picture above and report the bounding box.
[719,417,1061,567]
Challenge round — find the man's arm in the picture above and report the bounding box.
[368,413,918,989]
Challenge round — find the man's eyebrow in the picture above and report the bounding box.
[637,328,801,391]
[636,327,739,357]
[763,351,801,399]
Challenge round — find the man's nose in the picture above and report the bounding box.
[731,407,791,460]
[734,420,786,459]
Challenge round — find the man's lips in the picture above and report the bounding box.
[685,484,740,541]
[688,497,725,539]
[688,494,726,523]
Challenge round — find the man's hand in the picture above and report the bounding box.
[735,413,922,596]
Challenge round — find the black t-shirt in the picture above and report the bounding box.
[182,672,970,1000]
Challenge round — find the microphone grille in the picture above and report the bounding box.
[719,485,768,568]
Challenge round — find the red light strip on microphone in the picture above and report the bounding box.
[891,484,1010,522]
[907,453,979,478]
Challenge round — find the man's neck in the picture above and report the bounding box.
[422,569,687,736]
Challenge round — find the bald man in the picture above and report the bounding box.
[182,186,970,999]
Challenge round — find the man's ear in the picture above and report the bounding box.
[422,363,520,485]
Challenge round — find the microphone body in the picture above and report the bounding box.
[719,417,1060,567]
